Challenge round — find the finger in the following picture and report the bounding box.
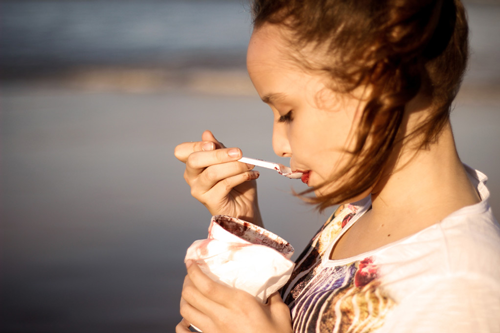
[180,296,212,332]
[176,318,203,333]
[174,141,216,163]
[175,318,192,333]
[195,161,255,191]
[267,292,284,306]
[266,292,291,322]
[201,130,225,149]
[186,260,233,306]
[206,170,260,199]
[185,148,242,179]
[182,274,225,318]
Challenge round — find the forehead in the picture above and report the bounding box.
[247,23,330,80]
[247,24,292,71]
[247,25,305,102]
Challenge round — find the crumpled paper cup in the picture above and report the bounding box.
[185,215,295,303]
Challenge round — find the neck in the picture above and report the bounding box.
[369,103,480,233]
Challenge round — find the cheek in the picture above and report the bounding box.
[272,121,293,157]
[287,116,325,162]
[271,123,282,156]
[304,116,354,180]
[286,125,307,156]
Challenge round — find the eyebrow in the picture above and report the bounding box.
[261,92,287,104]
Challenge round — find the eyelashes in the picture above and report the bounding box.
[278,111,293,123]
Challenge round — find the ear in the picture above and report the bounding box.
[313,86,344,113]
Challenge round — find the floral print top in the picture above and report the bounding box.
[281,201,394,333]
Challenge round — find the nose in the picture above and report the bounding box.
[272,122,292,157]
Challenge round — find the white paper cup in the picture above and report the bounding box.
[185,215,295,303]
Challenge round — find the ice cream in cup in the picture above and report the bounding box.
[185,215,295,303]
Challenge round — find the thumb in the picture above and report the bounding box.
[267,292,292,326]
[201,130,225,148]
[267,292,285,306]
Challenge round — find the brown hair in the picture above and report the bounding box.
[251,0,469,211]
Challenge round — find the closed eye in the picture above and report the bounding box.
[278,111,293,123]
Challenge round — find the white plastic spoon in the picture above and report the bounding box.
[238,157,303,179]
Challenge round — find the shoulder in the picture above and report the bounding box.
[429,165,500,276]
[374,195,500,302]
[439,203,500,273]
[376,207,500,332]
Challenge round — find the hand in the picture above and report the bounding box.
[174,130,262,226]
[176,260,293,333]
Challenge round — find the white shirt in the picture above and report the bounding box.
[281,165,500,333]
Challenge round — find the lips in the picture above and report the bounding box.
[291,166,311,185]
[300,171,310,185]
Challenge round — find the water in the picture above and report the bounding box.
[1,0,500,80]
[0,0,252,70]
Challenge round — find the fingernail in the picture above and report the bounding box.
[246,163,254,170]
[228,148,241,158]
[185,260,193,269]
[202,142,214,151]
[252,171,260,178]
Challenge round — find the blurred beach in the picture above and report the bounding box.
[1,1,500,332]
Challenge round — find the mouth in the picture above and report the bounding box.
[298,171,310,185]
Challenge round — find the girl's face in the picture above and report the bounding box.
[247,24,364,195]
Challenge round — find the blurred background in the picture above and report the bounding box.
[1,0,499,332]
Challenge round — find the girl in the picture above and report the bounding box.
[174,0,500,332]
